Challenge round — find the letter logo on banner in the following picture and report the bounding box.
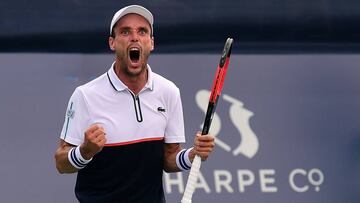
[196,90,259,158]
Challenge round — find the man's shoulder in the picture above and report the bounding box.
[152,72,179,91]
[75,73,107,94]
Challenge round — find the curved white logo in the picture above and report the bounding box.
[196,90,259,158]
[164,91,325,195]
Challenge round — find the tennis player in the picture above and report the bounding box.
[55,5,215,203]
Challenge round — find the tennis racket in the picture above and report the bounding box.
[181,37,234,203]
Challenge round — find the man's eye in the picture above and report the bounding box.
[139,29,147,35]
[121,30,129,35]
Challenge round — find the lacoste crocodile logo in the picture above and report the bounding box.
[157,107,166,112]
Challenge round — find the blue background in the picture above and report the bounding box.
[0,53,359,202]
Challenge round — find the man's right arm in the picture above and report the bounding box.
[55,124,107,174]
[55,139,79,174]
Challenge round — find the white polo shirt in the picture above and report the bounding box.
[60,63,185,146]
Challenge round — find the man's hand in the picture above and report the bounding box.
[191,132,215,161]
[80,124,107,160]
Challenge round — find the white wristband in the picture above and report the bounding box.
[176,147,193,171]
[68,146,92,169]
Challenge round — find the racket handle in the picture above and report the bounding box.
[181,155,202,203]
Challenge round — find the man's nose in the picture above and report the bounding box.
[130,31,139,42]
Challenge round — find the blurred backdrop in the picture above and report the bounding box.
[1,0,360,53]
[0,1,359,203]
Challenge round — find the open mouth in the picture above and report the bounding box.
[129,48,140,63]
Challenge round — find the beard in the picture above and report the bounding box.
[115,48,150,78]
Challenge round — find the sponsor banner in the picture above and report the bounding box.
[0,54,359,203]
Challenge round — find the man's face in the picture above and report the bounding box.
[109,13,154,77]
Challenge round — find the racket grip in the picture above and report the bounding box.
[181,155,202,203]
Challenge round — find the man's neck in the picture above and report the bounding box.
[114,65,148,95]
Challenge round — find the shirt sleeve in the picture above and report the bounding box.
[164,87,186,143]
[60,87,91,146]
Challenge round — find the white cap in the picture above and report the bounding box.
[110,5,154,36]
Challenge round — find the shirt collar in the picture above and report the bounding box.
[107,62,154,92]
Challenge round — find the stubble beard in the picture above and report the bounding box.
[116,50,150,78]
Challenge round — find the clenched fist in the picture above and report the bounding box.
[80,124,107,160]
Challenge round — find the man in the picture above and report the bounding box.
[55,5,215,203]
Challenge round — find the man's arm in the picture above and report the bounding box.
[163,132,215,173]
[55,124,106,174]
[163,143,183,172]
[55,140,79,174]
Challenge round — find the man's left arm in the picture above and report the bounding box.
[163,132,215,172]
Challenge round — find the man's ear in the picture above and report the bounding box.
[151,36,154,51]
[109,36,115,51]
